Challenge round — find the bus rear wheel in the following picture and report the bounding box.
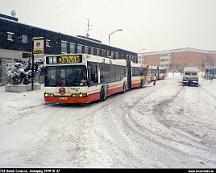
[140,80,145,88]
[121,83,126,93]
[100,86,107,101]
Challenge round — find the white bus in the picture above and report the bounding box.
[182,67,199,86]
[44,54,149,104]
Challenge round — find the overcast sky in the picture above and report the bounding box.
[1,0,216,52]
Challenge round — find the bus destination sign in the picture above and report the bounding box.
[46,55,82,64]
[58,55,82,64]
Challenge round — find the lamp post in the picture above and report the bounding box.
[108,29,123,45]
[138,48,146,53]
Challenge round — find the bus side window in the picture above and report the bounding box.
[88,62,98,86]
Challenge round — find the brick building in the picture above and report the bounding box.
[139,48,216,72]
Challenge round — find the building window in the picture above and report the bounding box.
[84,46,89,54]
[22,53,31,58]
[106,50,110,57]
[46,39,50,47]
[102,49,106,57]
[100,49,103,56]
[129,55,132,60]
[69,43,76,54]
[91,47,95,55]
[61,41,67,54]
[77,44,82,53]
[114,52,119,59]
[132,56,136,62]
[111,51,114,58]
[97,48,100,56]
[19,35,28,44]
[7,32,14,41]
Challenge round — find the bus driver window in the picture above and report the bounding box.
[88,63,98,86]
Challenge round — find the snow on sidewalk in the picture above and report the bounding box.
[0,85,45,126]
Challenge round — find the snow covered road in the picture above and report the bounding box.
[0,74,216,168]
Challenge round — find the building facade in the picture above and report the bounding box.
[139,48,216,72]
[0,13,138,85]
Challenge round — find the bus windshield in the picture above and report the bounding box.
[45,65,87,87]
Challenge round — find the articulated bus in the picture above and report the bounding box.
[44,54,149,104]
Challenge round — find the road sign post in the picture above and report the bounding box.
[32,37,45,91]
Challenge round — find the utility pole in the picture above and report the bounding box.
[85,19,92,38]
[31,41,34,91]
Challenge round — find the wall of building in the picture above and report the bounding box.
[0,48,27,59]
[160,52,171,68]
[140,54,160,66]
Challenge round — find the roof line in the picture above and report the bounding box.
[143,47,216,55]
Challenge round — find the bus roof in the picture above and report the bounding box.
[184,67,199,72]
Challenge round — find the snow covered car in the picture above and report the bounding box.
[182,67,199,86]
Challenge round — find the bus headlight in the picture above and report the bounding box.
[79,93,87,97]
[44,93,54,97]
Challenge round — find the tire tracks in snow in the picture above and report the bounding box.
[120,87,192,153]
[151,86,216,164]
[120,85,216,166]
[199,85,216,101]
[0,103,46,127]
[89,86,162,167]
[9,89,150,167]
[153,86,216,151]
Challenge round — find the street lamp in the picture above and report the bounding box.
[108,29,123,45]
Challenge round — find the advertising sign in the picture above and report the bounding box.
[33,37,44,54]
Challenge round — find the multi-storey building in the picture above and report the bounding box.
[139,48,216,72]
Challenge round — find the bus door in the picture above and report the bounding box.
[126,60,131,89]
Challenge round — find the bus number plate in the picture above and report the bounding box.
[59,97,67,100]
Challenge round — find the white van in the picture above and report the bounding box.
[182,67,199,86]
